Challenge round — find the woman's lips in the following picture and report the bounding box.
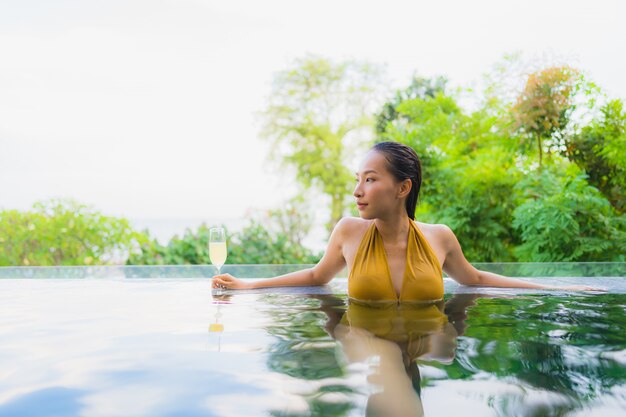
[357,203,368,210]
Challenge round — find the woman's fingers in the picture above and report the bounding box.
[212,276,227,288]
[212,273,235,289]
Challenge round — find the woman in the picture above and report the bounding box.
[212,141,605,297]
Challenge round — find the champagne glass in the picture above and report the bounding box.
[209,227,227,276]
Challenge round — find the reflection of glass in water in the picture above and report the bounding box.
[208,294,231,352]
[208,317,223,351]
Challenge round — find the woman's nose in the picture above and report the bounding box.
[353,183,363,198]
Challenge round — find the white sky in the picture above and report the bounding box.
[1,0,625,223]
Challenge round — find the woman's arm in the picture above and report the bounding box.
[212,217,349,290]
[439,225,606,291]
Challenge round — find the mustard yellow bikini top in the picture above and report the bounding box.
[348,219,444,303]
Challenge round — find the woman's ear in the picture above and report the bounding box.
[398,178,412,198]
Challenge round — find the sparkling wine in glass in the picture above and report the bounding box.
[209,227,227,275]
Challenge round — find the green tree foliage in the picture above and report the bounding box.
[379,88,522,261]
[259,54,387,232]
[377,63,624,262]
[127,203,322,265]
[6,56,623,265]
[1,198,322,266]
[512,163,626,262]
[0,198,144,266]
[566,99,626,213]
[375,75,448,135]
[264,195,315,247]
[511,66,583,168]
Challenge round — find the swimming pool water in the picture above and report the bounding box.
[0,266,625,417]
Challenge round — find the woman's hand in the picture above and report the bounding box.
[212,273,251,290]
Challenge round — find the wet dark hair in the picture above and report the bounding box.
[371,141,422,220]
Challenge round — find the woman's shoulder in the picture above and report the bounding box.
[336,216,371,227]
[331,217,373,251]
[334,216,372,235]
[412,220,455,250]
[412,220,454,238]
[412,219,448,231]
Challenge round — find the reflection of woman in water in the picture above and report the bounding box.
[213,141,602,295]
[212,290,485,417]
[315,293,478,417]
[334,301,451,416]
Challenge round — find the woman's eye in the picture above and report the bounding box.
[366,178,373,182]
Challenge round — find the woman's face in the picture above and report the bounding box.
[353,150,408,219]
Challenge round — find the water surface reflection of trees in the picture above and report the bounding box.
[214,291,626,416]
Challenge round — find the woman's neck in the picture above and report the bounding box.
[374,212,411,244]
